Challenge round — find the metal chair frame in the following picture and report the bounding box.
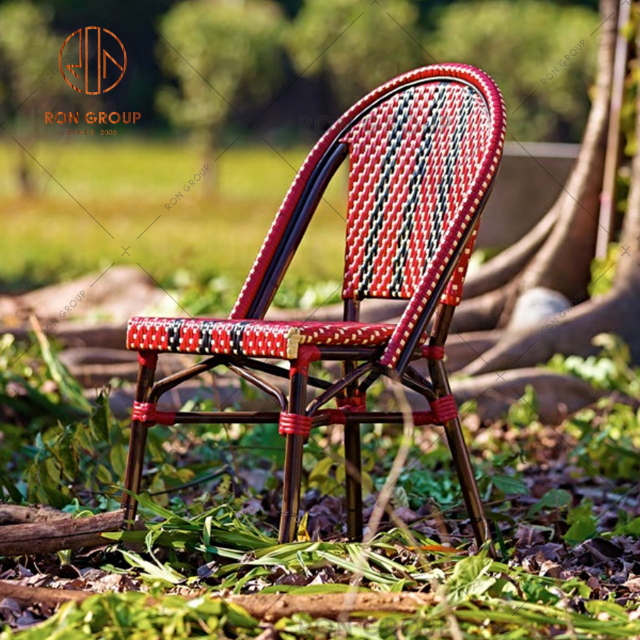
[120,64,506,547]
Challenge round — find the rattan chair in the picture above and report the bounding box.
[121,64,506,547]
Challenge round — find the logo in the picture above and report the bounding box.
[59,27,127,95]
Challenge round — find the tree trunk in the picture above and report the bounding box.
[446,0,619,334]
[461,20,640,375]
[509,0,617,301]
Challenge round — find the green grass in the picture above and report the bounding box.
[0,139,348,292]
[3,329,640,638]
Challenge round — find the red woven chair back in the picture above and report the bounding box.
[342,79,493,303]
[231,64,505,367]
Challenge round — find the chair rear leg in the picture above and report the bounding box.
[121,352,157,527]
[279,360,309,544]
[344,420,363,541]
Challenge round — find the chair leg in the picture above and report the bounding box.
[426,303,493,552]
[442,414,492,550]
[429,359,492,552]
[121,353,157,527]
[344,421,363,541]
[278,364,308,544]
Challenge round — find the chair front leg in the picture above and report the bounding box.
[428,357,492,552]
[278,349,316,544]
[443,410,491,549]
[121,352,157,527]
[427,303,493,553]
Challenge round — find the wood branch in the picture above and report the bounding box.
[0,510,124,556]
[0,504,72,526]
[228,592,437,622]
[0,581,91,606]
[0,581,437,621]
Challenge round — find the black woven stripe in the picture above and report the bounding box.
[423,88,477,274]
[167,318,184,353]
[389,84,448,296]
[358,89,415,296]
[230,321,250,355]
[199,321,215,353]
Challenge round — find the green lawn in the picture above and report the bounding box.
[0,139,348,292]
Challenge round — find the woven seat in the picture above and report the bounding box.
[127,317,429,359]
[118,64,506,550]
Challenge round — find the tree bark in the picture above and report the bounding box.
[461,18,640,375]
[510,0,617,301]
[0,504,71,526]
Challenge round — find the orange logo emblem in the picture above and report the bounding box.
[59,27,127,95]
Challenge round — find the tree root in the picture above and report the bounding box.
[462,205,557,300]
[451,367,620,424]
[0,510,125,556]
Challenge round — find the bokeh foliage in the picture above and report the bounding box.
[430,0,599,141]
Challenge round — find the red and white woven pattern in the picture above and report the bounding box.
[341,82,490,300]
[127,317,426,360]
[231,64,505,325]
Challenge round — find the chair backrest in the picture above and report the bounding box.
[231,64,505,369]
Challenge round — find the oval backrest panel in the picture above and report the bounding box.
[231,65,505,322]
[340,79,491,300]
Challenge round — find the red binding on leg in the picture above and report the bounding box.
[132,401,176,425]
[137,351,158,369]
[430,394,458,422]
[290,346,321,376]
[279,412,313,437]
[421,345,445,360]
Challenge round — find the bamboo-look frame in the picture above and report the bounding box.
[121,65,505,551]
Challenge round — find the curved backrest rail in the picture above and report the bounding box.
[246,143,349,319]
[231,64,506,370]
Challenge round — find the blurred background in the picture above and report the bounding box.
[0,0,600,313]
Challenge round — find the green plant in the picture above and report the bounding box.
[430,0,598,142]
[547,333,640,396]
[157,0,284,169]
[286,0,423,111]
[566,402,640,481]
[589,243,618,297]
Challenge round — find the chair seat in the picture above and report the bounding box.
[127,316,425,360]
